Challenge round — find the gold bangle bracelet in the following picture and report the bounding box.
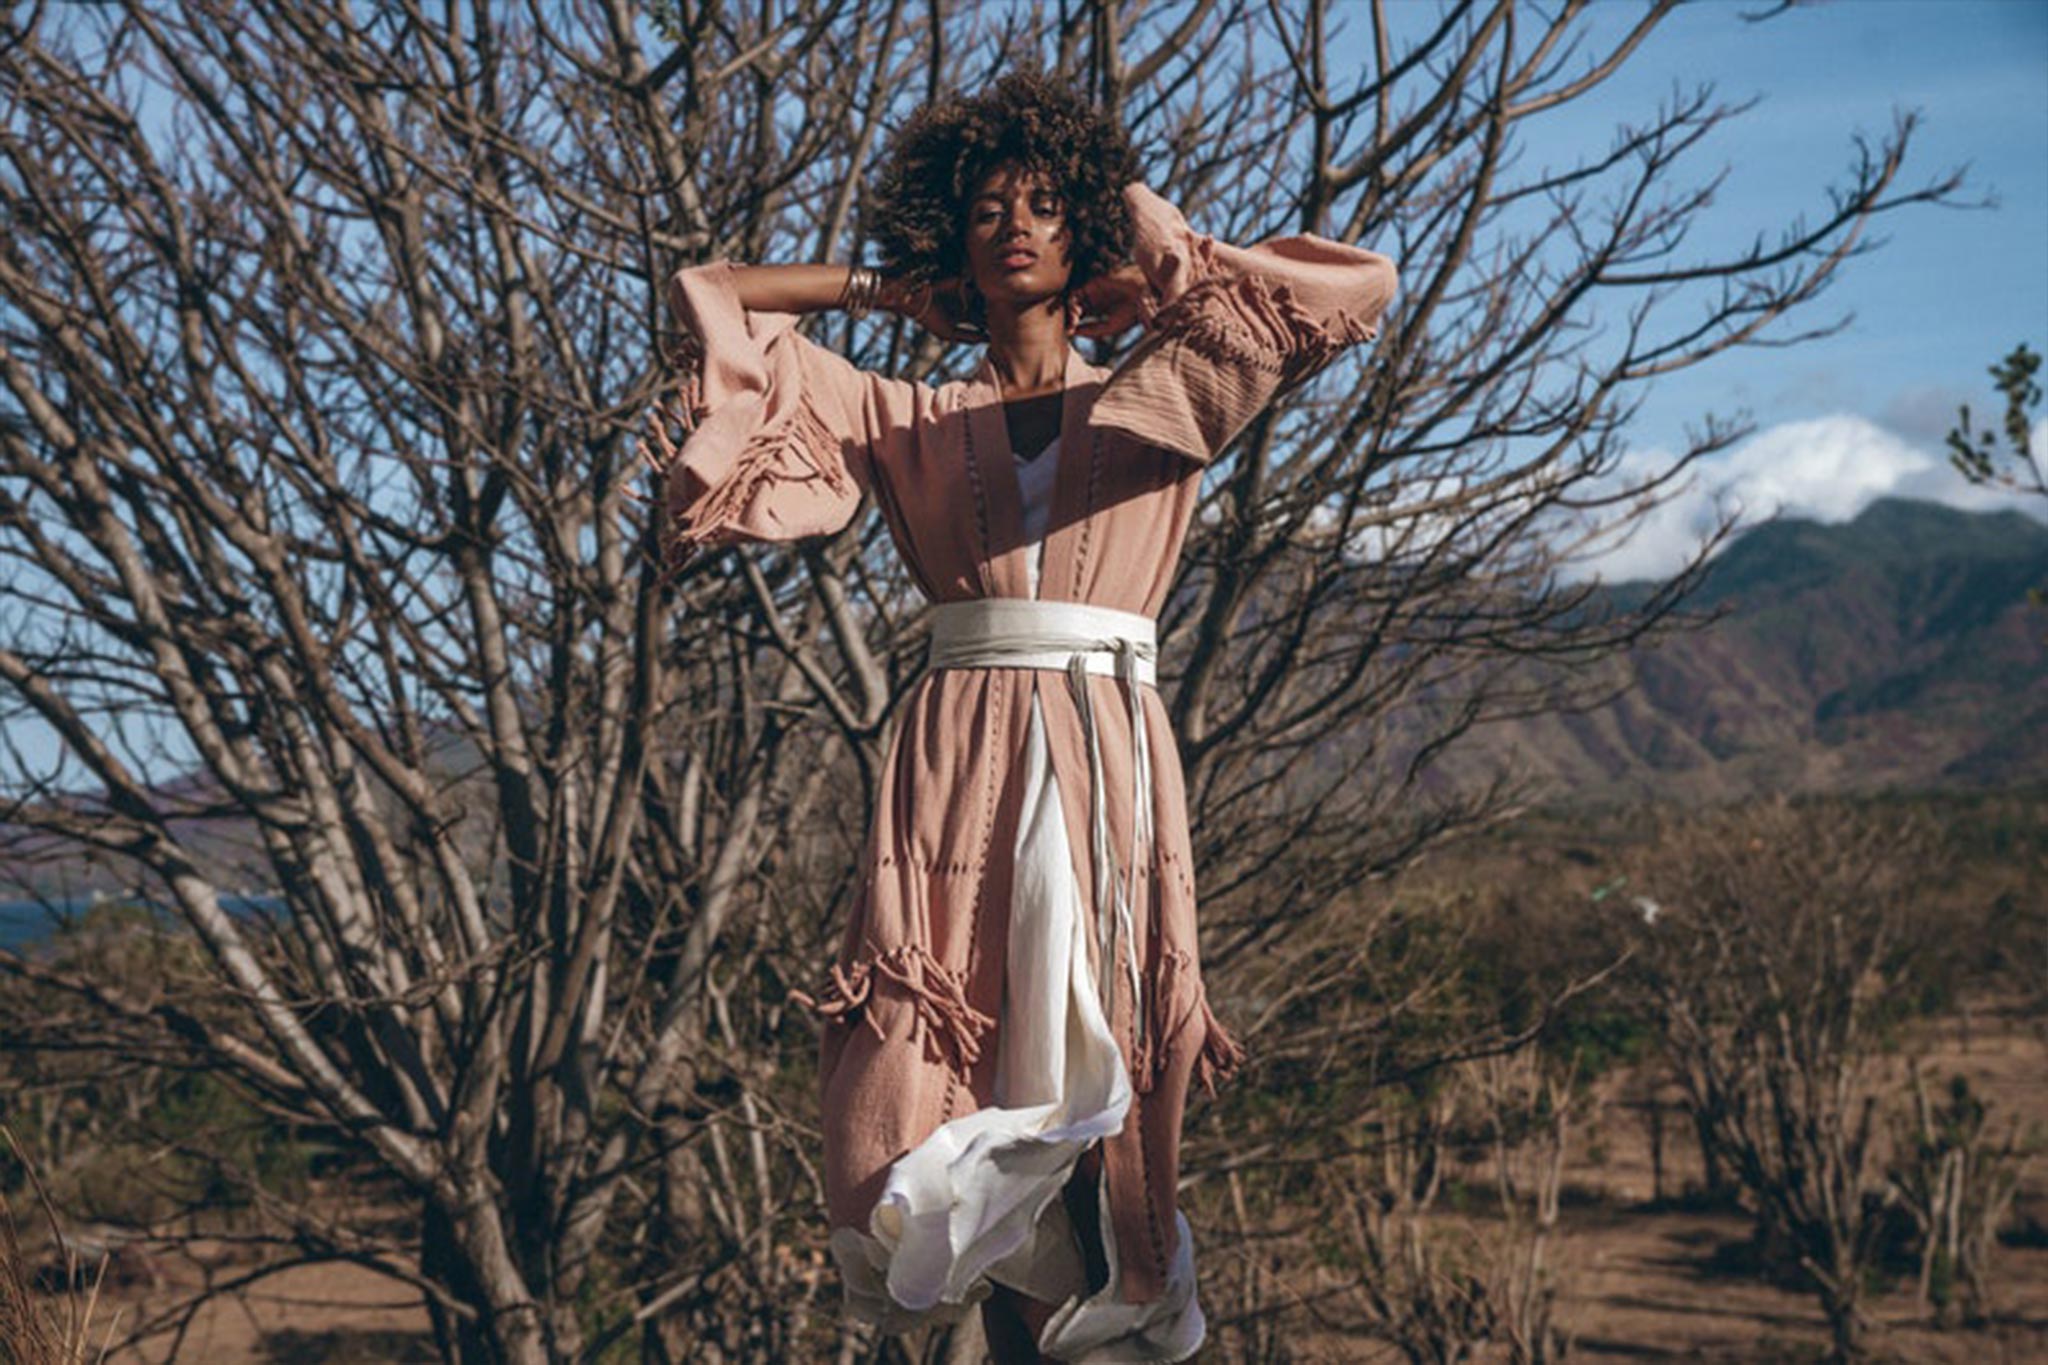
[840,265,879,320]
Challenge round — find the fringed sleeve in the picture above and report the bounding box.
[1089,182,1398,466]
[647,261,899,572]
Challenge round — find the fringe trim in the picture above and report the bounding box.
[1141,947,1249,1099]
[637,335,713,485]
[1132,1027,1156,1097]
[647,396,851,579]
[788,942,995,1073]
[672,333,710,430]
[1192,993,1249,1099]
[1148,270,1378,385]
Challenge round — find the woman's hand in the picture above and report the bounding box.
[882,274,987,343]
[1070,264,1151,339]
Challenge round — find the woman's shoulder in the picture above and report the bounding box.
[914,366,989,417]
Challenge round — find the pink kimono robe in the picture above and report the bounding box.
[655,183,1396,1353]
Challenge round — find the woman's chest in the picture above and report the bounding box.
[1001,389,1063,464]
[874,380,1205,611]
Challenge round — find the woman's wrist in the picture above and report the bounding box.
[874,272,929,320]
[831,267,934,323]
[837,265,883,319]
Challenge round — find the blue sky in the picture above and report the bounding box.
[6,1,2043,797]
[1555,0,2047,443]
[1438,0,2048,576]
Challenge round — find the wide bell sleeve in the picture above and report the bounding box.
[1088,182,1398,466]
[648,260,899,570]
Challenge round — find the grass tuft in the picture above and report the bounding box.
[0,1126,119,1365]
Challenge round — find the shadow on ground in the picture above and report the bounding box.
[258,1328,439,1363]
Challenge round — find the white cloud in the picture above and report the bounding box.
[1567,413,2045,584]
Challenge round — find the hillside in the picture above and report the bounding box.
[1459,498,2048,803]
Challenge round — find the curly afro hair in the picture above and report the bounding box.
[866,69,1139,292]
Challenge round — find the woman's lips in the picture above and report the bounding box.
[998,249,1037,270]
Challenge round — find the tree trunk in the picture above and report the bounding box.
[1822,1291,1862,1363]
[423,1189,551,1365]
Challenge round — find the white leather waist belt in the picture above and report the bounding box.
[925,598,1156,1055]
[927,598,1157,683]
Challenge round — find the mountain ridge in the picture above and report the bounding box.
[1457,497,2048,803]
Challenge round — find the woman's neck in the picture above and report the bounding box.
[984,293,1069,396]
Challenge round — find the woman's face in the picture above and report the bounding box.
[962,162,1073,310]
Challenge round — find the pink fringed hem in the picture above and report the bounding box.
[1147,268,1381,385]
[1191,994,1248,1099]
[1136,947,1248,1099]
[789,942,996,1073]
[643,393,851,580]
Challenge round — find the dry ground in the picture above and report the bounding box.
[1553,1004,2048,1364]
[51,1004,2046,1362]
[1277,1001,2048,1363]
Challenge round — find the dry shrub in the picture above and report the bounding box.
[0,1128,117,1365]
[1886,1064,2036,1326]
[1311,1052,1575,1365]
[1214,1049,1577,1365]
[1613,798,1979,1360]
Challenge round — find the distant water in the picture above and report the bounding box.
[0,894,286,952]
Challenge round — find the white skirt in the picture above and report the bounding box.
[827,690,1207,1362]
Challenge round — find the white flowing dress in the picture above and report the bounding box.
[826,436,1208,1362]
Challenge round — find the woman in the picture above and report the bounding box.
[642,72,1396,1363]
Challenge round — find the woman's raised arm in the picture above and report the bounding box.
[640,261,937,573]
[723,264,981,341]
[1085,183,1398,466]
[723,264,885,316]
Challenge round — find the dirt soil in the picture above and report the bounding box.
[1552,1004,2048,1364]
[82,1243,433,1363]
[72,1005,2048,1362]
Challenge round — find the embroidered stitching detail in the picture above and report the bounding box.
[947,672,1007,1117]
[1131,870,1162,1096]
[1134,1046,1170,1289]
[871,854,982,875]
[1152,842,1196,903]
[960,398,997,597]
[788,941,995,1073]
[1071,424,1098,599]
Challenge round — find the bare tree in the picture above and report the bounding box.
[1948,341,2046,632]
[1316,1052,1576,1365]
[1615,800,1949,1361]
[1888,1063,2032,1329]
[0,1,1960,1360]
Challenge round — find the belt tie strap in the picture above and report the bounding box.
[927,599,1156,1057]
